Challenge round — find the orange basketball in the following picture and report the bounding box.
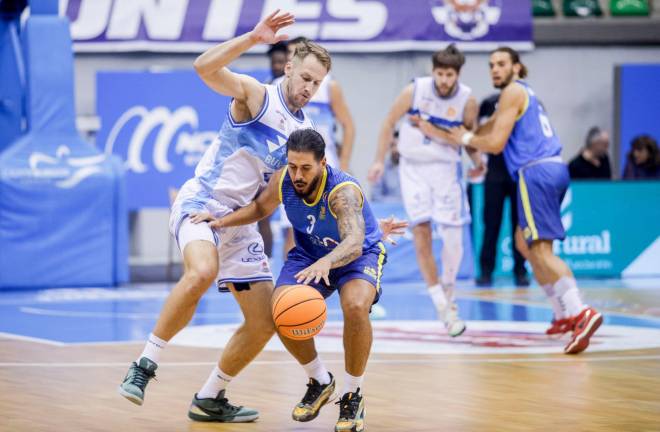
[272,285,327,340]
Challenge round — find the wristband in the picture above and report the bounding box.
[461,132,474,146]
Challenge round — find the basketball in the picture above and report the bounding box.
[272,285,327,340]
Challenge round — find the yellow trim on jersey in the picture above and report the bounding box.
[375,242,386,291]
[327,181,364,218]
[518,170,539,241]
[516,87,529,121]
[278,168,287,204]
[303,167,328,207]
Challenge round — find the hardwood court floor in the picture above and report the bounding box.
[1,337,659,432]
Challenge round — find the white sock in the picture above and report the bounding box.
[541,283,565,320]
[197,365,233,399]
[440,225,463,302]
[553,276,585,317]
[341,372,364,396]
[302,356,331,385]
[428,284,448,311]
[138,333,167,364]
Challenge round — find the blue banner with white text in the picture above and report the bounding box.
[65,0,532,53]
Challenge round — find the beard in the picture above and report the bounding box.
[293,173,322,200]
[285,80,308,110]
[438,82,457,97]
[494,70,515,89]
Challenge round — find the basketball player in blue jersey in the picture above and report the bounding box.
[274,37,356,257]
[208,129,400,432]
[445,47,603,354]
[368,44,484,337]
[118,11,335,421]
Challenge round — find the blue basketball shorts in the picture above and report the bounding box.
[516,161,570,245]
[275,242,387,304]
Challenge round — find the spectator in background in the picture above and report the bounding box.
[370,130,402,203]
[623,135,660,179]
[476,94,529,287]
[266,41,288,83]
[568,127,612,179]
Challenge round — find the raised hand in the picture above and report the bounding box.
[250,10,295,45]
[379,216,409,245]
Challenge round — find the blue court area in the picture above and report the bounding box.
[1,278,659,345]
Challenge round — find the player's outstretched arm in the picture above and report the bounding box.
[295,185,365,285]
[329,81,356,172]
[206,169,283,229]
[368,84,413,182]
[193,10,294,118]
[447,83,526,154]
[379,216,408,245]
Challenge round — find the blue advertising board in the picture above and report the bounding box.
[96,69,269,209]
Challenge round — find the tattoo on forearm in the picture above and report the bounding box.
[327,186,365,268]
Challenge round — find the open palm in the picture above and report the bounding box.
[251,10,295,44]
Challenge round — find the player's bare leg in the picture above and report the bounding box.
[119,240,218,405]
[272,285,335,422]
[517,229,602,353]
[188,280,275,423]
[334,279,375,432]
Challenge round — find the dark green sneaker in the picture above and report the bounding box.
[117,357,157,406]
[335,389,365,432]
[292,372,336,422]
[188,390,259,423]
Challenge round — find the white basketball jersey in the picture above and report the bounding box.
[177,83,314,216]
[272,75,338,167]
[398,77,472,163]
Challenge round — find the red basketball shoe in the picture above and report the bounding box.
[545,317,575,338]
[564,307,603,354]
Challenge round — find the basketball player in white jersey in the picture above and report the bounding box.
[118,11,333,422]
[368,44,484,337]
[274,37,356,256]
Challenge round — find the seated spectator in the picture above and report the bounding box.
[568,127,612,179]
[371,131,401,202]
[623,135,660,179]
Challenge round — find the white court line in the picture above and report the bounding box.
[457,294,660,323]
[19,307,242,320]
[0,332,65,347]
[1,355,660,368]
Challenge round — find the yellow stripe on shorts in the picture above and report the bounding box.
[518,170,539,241]
[375,242,386,291]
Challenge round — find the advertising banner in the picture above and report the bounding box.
[96,69,269,209]
[471,181,660,277]
[64,0,533,53]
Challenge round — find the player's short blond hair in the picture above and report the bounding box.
[292,40,332,72]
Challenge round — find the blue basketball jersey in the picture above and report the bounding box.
[279,165,383,260]
[503,81,562,179]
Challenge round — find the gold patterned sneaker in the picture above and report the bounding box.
[335,389,365,432]
[292,372,336,422]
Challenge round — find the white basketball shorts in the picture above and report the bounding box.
[399,157,471,227]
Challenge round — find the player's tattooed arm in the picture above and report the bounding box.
[326,185,366,269]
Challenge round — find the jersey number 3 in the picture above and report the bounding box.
[306,215,316,234]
